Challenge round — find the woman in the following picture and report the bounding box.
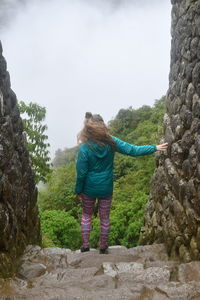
[75,112,168,254]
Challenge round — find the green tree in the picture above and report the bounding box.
[18,101,52,183]
[53,149,67,168]
[38,162,82,219]
[53,146,77,168]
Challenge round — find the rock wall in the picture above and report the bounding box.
[140,0,200,262]
[0,41,41,277]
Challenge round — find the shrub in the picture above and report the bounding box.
[40,210,81,250]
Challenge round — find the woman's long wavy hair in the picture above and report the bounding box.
[77,112,115,149]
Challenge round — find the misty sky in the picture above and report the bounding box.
[0,0,171,157]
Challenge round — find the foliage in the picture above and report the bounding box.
[53,147,77,168]
[41,235,56,248]
[53,149,68,168]
[109,97,165,141]
[109,105,152,140]
[18,101,52,183]
[38,96,166,249]
[40,210,81,250]
[38,162,82,219]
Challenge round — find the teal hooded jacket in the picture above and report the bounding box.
[74,136,157,198]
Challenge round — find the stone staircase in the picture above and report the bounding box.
[1,244,200,300]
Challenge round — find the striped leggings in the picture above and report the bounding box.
[81,194,112,249]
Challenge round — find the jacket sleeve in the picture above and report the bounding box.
[74,146,89,194]
[112,136,157,157]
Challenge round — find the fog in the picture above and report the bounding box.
[0,0,171,157]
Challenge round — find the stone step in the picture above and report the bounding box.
[1,244,200,300]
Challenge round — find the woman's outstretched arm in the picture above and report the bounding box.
[113,136,168,156]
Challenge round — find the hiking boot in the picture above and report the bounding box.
[99,246,109,254]
[80,246,90,252]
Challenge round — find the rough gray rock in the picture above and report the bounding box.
[178,261,200,282]
[0,42,41,277]
[17,261,47,280]
[140,0,200,262]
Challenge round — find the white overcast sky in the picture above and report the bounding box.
[0,0,171,157]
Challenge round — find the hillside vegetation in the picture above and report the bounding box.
[38,97,166,250]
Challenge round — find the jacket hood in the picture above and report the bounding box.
[87,141,110,158]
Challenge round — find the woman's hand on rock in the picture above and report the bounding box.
[156,143,168,151]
